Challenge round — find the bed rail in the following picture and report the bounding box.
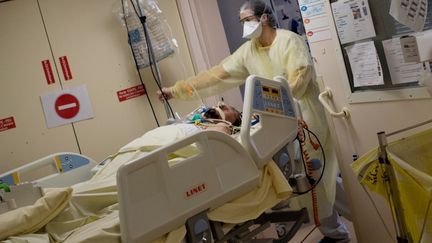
[117,130,260,243]
[0,152,97,188]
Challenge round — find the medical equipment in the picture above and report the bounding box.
[0,152,97,188]
[117,75,315,243]
[117,0,174,69]
[119,0,176,120]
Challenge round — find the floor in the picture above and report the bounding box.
[288,217,357,243]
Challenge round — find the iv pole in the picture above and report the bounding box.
[135,0,174,120]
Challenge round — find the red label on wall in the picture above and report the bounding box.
[59,56,73,81]
[117,84,146,102]
[0,117,16,132]
[41,60,55,84]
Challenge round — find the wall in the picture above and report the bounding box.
[0,0,200,174]
[176,0,243,111]
[310,2,432,242]
[216,0,245,53]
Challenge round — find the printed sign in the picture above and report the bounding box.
[117,84,146,102]
[41,60,55,85]
[40,85,94,128]
[0,117,16,132]
[299,0,332,43]
[332,0,376,44]
[55,94,80,119]
[59,56,73,81]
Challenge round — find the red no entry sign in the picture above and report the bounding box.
[55,94,80,119]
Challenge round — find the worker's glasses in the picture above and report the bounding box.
[239,15,259,24]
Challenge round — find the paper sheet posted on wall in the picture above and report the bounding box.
[383,37,431,85]
[345,41,384,87]
[390,0,427,32]
[299,0,332,43]
[331,0,376,45]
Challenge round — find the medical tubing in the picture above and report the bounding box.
[121,0,160,127]
[129,0,176,118]
[142,17,176,118]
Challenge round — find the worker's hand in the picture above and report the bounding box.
[156,87,173,102]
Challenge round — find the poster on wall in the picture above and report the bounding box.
[331,0,376,45]
[273,0,305,35]
[40,85,94,128]
[382,37,431,84]
[390,0,427,32]
[298,0,332,43]
[345,41,384,87]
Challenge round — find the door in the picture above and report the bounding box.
[1,0,201,171]
[0,0,79,173]
[37,0,160,161]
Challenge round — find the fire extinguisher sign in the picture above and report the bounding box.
[0,117,16,132]
[41,60,55,85]
[59,56,73,81]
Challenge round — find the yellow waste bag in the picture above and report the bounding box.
[352,128,432,243]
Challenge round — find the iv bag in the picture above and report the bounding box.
[115,0,175,69]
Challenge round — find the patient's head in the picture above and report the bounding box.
[220,104,242,126]
[203,104,242,126]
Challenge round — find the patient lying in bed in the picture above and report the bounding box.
[177,104,242,135]
[0,104,291,243]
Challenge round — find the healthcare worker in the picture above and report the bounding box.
[157,0,350,242]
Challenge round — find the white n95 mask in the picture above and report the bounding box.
[242,20,262,39]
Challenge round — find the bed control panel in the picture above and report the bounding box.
[241,75,298,169]
[54,154,91,173]
[252,79,295,118]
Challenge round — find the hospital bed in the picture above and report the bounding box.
[0,75,317,242]
[117,75,310,242]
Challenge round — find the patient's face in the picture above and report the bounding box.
[221,105,241,126]
[203,105,241,126]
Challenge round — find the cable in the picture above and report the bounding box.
[292,127,326,195]
[300,225,318,243]
[121,0,160,127]
[129,0,176,119]
[142,23,176,117]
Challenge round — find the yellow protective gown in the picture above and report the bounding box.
[171,29,339,219]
